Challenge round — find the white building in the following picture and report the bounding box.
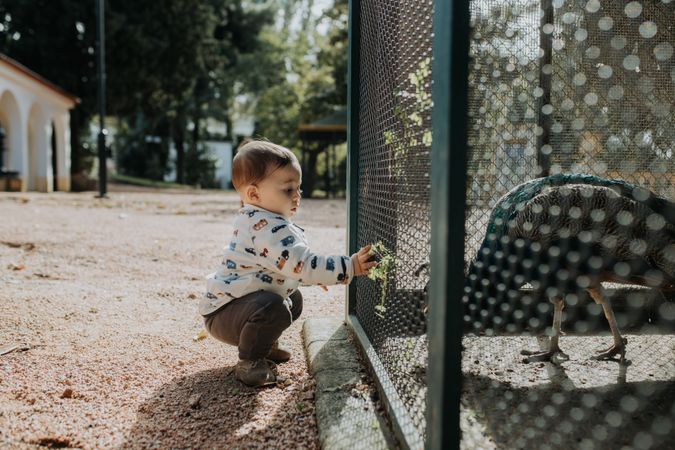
[208,140,233,189]
[0,54,79,191]
[164,115,254,189]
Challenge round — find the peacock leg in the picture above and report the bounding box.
[521,296,568,362]
[587,286,627,364]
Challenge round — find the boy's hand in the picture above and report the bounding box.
[352,244,378,276]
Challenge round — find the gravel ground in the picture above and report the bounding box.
[0,187,349,449]
[461,334,675,449]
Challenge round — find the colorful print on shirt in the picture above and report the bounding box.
[201,204,355,317]
[256,273,273,284]
[277,249,290,270]
[271,224,287,233]
[281,236,295,247]
[253,219,269,230]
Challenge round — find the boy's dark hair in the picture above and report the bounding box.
[232,139,300,191]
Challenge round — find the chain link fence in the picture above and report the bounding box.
[462,1,674,448]
[349,0,674,448]
[352,0,433,446]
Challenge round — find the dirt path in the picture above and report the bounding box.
[0,188,348,449]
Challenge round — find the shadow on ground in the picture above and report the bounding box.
[121,365,320,449]
[121,366,259,449]
[461,364,674,449]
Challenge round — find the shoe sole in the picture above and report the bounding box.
[234,370,278,387]
[266,356,290,363]
[237,377,277,387]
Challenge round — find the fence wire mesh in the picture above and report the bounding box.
[462,1,675,449]
[353,0,434,446]
[353,0,674,448]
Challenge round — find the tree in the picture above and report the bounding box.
[0,0,98,177]
[1,0,274,185]
[568,1,674,174]
[106,0,274,183]
[252,0,349,196]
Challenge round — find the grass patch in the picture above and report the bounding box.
[110,173,191,190]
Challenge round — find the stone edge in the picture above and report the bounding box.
[302,317,397,450]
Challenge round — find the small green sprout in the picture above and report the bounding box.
[367,241,394,318]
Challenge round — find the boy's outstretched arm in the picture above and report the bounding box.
[251,220,375,286]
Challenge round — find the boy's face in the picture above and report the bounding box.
[244,164,302,219]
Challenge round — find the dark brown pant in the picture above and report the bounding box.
[204,290,303,360]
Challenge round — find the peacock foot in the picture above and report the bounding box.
[521,347,569,364]
[592,337,628,364]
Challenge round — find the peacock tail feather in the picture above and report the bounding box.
[485,173,673,239]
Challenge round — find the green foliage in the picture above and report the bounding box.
[0,0,98,173]
[367,241,394,319]
[383,57,433,178]
[115,139,167,181]
[110,173,190,190]
[1,0,272,184]
[1,0,350,188]
[113,115,170,181]
[184,143,219,188]
[252,0,349,196]
[105,0,273,182]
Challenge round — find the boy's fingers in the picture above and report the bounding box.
[366,253,381,263]
[353,248,378,275]
[361,256,378,264]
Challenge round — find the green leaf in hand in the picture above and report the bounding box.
[367,241,394,318]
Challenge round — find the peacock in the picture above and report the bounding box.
[463,173,675,364]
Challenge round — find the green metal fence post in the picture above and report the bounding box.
[346,0,361,319]
[428,0,470,449]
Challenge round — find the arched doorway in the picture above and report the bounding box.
[0,90,21,173]
[0,120,7,171]
[51,120,57,191]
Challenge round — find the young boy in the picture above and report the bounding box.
[201,139,376,387]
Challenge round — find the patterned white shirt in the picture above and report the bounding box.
[200,204,354,315]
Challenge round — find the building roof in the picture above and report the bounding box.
[298,108,347,141]
[0,53,80,105]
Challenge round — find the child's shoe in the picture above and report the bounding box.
[266,340,291,363]
[235,358,277,387]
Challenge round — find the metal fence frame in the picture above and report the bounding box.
[346,1,470,449]
[346,0,675,448]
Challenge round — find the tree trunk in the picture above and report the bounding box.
[305,149,319,198]
[173,117,186,184]
[323,146,330,198]
[157,119,171,179]
[224,114,233,142]
[191,103,201,148]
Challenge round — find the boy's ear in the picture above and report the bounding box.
[245,185,259,202]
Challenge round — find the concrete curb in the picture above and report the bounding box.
[302,317,397,450]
